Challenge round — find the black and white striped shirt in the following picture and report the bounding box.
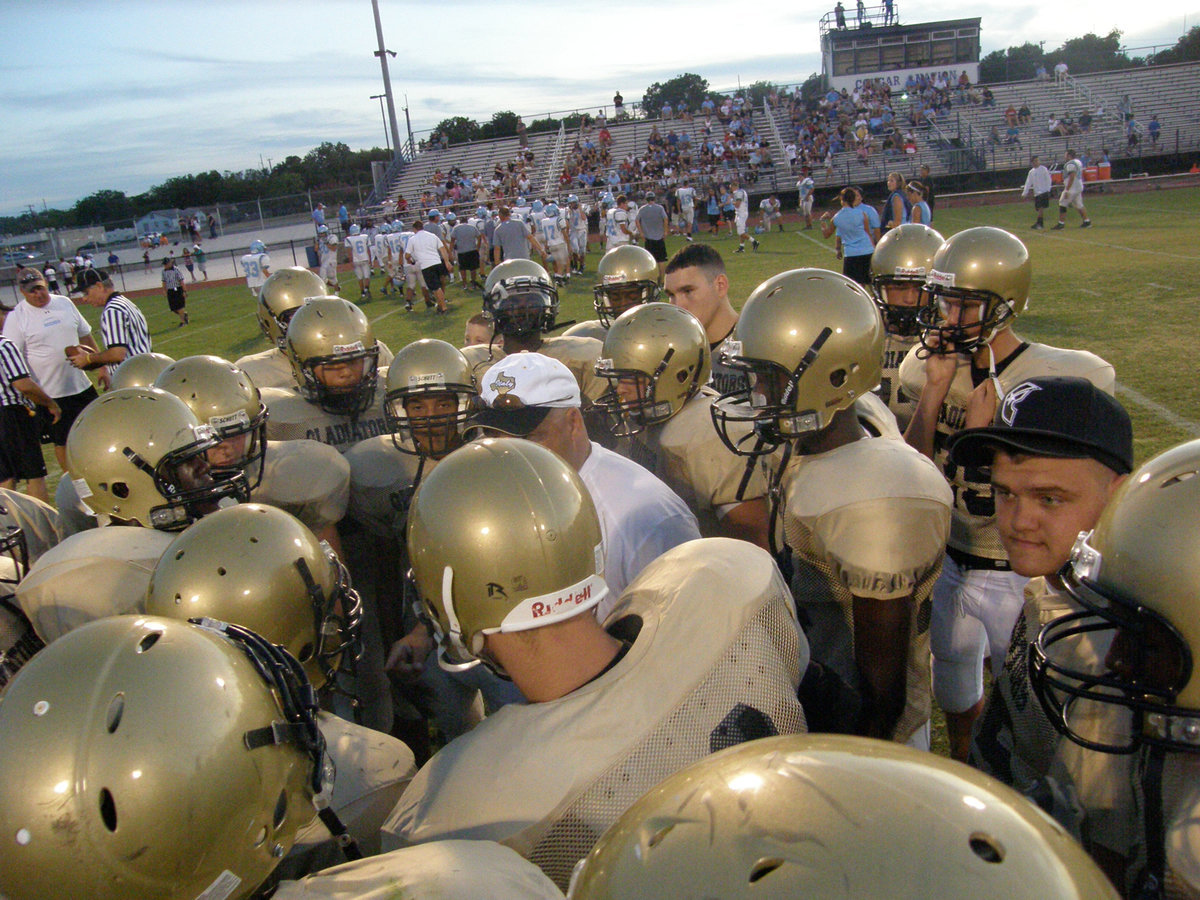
[0,335,34,408]
[101,293,152,357]
[161,267,186,291]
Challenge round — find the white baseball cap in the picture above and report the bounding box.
[471,352,580,436]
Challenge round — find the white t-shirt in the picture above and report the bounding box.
[406,229,445,270]
[578,441,700,615]
[1,294,93,397]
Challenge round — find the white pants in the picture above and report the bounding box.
[930,554,1028,713]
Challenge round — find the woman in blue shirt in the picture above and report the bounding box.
[705,189,721,235]
[881,171,911,233]
[907,181,932,225]
[819,187,876,285]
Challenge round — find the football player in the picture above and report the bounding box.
[0,616,362,900]
[597,303,770,547]
[538,202,570,285]
[236,267,339,392]
[797,173,816,229]
[262,298,389,454]
[316,224,340,292]
[731,179,758,253]
[662,243,747,397]
[153,355,349,548]
[713,269,951,746]
[568,735,1119,899]
[566,193,591,274]
[602,195,632,252]
[1031,439,1200,897]
[380,439,809,890]
[16,387,247,645]
[464,259,607,404]
[345,224,373,301]
[240,238,271,298]
[947,376,1136,885]
[868,223,945,430]
[899,226,1115,760]
[0,489,61,689]
[593,244,659,329]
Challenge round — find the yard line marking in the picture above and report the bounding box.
[1146,283,1173,290]
[1115,382,1200,438]
[1078,288,1102,296]
[795,229,836,254]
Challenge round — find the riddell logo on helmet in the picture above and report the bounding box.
[603,274,625,284]
[332,342,365,354]
[530,582,592,618]
[894,266,926,277]
[926,269,955,288]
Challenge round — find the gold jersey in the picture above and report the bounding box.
[626,388,765,537]
[877,331,920,431]
[899,339,1114,561]
[263,372,391,454]
[257,440,350,533]
[343,436,428,539]
[781,396,951,742]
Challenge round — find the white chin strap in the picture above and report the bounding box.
[987,343,1004,403]
[436,565,479,672]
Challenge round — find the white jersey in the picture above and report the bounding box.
[16,526,175,643]
[899,339,1114,561]
[372,232,389,262]
[1062,158,1084,195]
[262,376,391,454]
[272,841,564,899]
[798,177,815,201]
[732,188,749,217]
[319,235,339,266]
[256,440,350,533]
[567,205,589,234]
[241,252,271,289]
[345,233,372,263]
[382,538,809,889]
[781,394,952,742]
[759,198,781,217]
[385,231,404,260]
[676,186,696,210]
[538,215,566,248]
[604,208,631,249]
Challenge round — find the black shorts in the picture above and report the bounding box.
[457,250,480,272]
[422,264,446,292]
[842,252,873,286]
[722,209,735,222]
[40,384,98,446]
[0,405,47,481]
[644,238,668,262]
[166,287,187,311]
[1034,191,1051,210]
[707,211,720,226]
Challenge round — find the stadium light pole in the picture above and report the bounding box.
[370,94,391,153]
[371,0,403,160]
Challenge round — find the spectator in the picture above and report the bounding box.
[1079,109,1093,133]
[1117,93,1133,122]
[192,243,208,281]
[142,249,151,272]
[1148,114,1161,147]
[312,201,326,233]
[161,257,189,327]
[981,87,995,108]
[1054,61,1068,83]
[834,0,846,28]
[106,250,119,271]
[181,247,196,282]
[1005,104,1018,128]
[3,269,102,472]
[613,90,625,120]
[1018,100,1032,124]
[856,0,865,26]
[207,211,217,239]
[41,263,60,294]
[1035,63,1048,81]
[819,187,875,285]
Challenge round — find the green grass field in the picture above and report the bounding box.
[89,184,1200,469]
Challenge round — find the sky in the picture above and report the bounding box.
[0,0,1195,218]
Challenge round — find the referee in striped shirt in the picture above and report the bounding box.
[69,268,152,381]
[0,307,59,502]
[161,257,189,327]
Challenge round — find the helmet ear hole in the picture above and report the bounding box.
[112,482,130,499]
[99,788,118,832]
[829,369,847,388]
[969,833,1005,863]
[297,642,314,662]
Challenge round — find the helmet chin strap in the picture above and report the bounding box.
[987,343,1005,403]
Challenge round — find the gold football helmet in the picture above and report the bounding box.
[1032,439,1200,754]
[108,352,176,390]
[562,320,609,341]
[594,244,660,326]
[916,226,1031,355]
[65,387,247,530]
[483,258,559,337]
[407,439,606,673]
[0,615,326,900]
[569,734,1119,900]
[869,223,945,336]
[285,297,380,416]
[146,503,361,689]
[595,303,710,436]
[383,339,475,458]
[154,355,268,489]
[258,266,327,348]
[711,268,882,454]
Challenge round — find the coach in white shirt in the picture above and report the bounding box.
[469,352,701,617]
[3,269,101,468]
[1021,154,1053,230]
[404,219,451,314]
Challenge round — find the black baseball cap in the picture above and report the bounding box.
[946,376,1133,474]
[75,268,109,293]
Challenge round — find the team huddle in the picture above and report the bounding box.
[1,219,1197,898]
